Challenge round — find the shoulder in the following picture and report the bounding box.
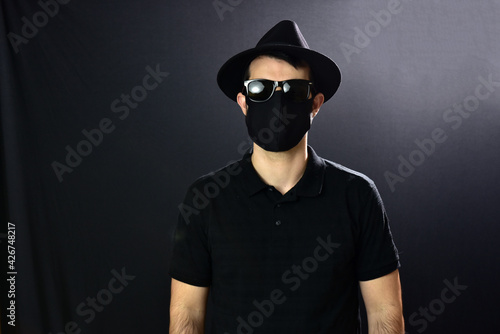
[185,157,248,194]
[318,156,383,208]
[322,158,376,189]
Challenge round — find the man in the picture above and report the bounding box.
[169,20,403,333]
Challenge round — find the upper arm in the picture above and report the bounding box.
[360,269,402,313]
[170,278,209,313]
[354,179,400,282]
[170,278,209,333]
[359,269,404,334]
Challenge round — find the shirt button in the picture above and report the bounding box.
[275,220,281,226]
[268,187,273,191]
[276,204,281,208]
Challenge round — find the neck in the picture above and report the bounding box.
[251,138,308,195]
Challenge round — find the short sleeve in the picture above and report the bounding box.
[169,183,212,287]
[355,181,400,281]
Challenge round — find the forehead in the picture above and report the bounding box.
[248,55,310,81]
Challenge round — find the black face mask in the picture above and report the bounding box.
[245,91,314,152]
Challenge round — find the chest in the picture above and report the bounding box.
[205,191,358,279]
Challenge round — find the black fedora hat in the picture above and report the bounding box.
[217,20,341,103]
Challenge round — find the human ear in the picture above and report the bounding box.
[311,92,325,118]
[237,92,248,116]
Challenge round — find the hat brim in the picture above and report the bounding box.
[217,45,341,103]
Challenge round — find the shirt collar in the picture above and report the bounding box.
[239,145,326,198]
[239,150,268,196]
[294,146,326,197]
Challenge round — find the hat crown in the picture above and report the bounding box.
[256,20,309,49]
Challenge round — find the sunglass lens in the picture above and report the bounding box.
[248,80,273,101]
[284,81,310,102]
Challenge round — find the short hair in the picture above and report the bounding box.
[243,51,314,83]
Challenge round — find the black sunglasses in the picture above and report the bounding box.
[242,79,314,103]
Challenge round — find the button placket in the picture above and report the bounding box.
[274,200,284,226]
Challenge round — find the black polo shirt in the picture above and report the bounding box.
[170,146,400,333]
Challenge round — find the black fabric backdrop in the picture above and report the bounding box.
[1,0,499,333]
